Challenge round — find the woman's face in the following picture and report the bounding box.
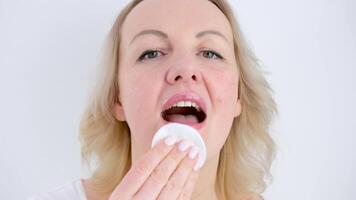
[114,0,241,161]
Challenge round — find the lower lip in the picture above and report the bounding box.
[162,119,206,131]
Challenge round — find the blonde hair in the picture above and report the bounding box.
[79,0,277,199]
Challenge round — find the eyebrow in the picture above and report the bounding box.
[196,30,228,42]
[129,29,229,45]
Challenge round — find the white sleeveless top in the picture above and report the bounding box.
[27,179,87,200]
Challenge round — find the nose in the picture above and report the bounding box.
[165,59,201,85]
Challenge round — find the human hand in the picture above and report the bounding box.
[109,136,201,200]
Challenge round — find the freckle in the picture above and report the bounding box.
[216,95,224,103]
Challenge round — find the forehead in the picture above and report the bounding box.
[121,0,234,44]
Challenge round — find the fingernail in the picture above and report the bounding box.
[193,152,203,171]
[178,140,192,152]
[164,135,178,146]
[193,163,201,171]
[188,146,199,159]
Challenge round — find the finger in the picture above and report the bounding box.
[157,145,200,200]
[132,139,193,199]
[178,170,200,200]
[109,135,178,199]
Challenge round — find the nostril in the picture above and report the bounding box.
[175,75,182,81]
[173,74,197,82]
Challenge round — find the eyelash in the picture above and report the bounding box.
[200,50,223,60]
[137,49,224,61]
[138,50,166,61]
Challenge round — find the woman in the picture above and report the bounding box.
[30,0,277,199]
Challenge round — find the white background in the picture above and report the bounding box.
[0,0,355,199]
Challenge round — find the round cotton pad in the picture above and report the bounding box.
[151,123,207,169]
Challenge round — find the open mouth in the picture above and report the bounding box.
[161,101,207,124]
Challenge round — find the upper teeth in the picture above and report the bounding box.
[168,101,201,111]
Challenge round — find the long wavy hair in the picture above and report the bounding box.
[79,0,277,199]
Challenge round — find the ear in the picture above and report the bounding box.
[113,101,126,121]
[233,99,242,117]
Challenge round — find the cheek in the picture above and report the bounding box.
[119,68,162,145]
[211,70,239,106]
[205,68,239,156]
[120,66,160,111]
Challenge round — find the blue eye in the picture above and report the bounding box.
[200,50,223,59]
[138,50,164,61]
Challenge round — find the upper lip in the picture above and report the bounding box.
[162,92,207,114]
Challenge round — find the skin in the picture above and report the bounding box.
[84,0,243,199]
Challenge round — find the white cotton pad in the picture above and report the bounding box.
[151,123,207,169]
